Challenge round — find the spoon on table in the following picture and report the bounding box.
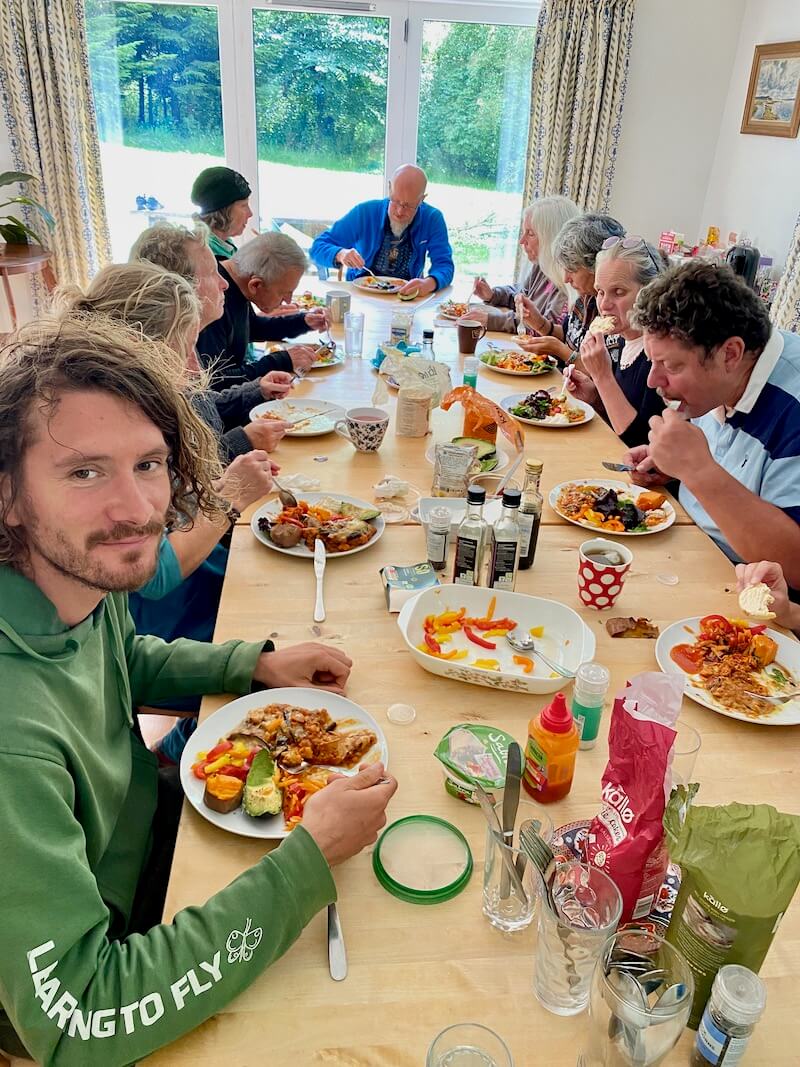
[506,628,576,679]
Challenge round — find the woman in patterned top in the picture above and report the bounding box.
[469,195,579,333]
[565,236,669,447]
[516,213,625,364]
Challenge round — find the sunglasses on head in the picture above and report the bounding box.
[601,234,661,274]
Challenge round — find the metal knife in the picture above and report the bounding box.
[327,903,347,981]
[602,460,636,473]
[499,741,523,899]
[313,538,326,622]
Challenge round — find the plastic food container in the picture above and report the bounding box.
[398,584,596,695]
[435,723,514,806]
[373,815,473,904]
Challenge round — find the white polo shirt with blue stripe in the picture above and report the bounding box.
[680,329,800,563]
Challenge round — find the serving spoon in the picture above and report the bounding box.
[506,628,576,679]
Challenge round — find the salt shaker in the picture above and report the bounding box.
[426,506,451,572]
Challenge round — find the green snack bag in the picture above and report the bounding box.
[664,787,800,1028]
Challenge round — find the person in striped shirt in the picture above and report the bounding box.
[623,260,800,590]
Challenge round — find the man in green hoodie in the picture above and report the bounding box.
[0,316,397,1066]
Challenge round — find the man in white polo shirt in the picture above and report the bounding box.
[622,260,800,590]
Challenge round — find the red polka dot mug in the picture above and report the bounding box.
[577,538,633,610]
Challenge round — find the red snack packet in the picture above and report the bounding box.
[580,673,684,924]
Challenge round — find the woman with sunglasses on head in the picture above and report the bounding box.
[564,236,669,447]
[515,213,626,364]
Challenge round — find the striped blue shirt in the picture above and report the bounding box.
[680,329,800,562]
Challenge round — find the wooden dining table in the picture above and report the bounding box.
[145,279,800,1066]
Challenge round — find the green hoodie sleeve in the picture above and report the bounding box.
[120,595,265,705]
[0,749,336,1066]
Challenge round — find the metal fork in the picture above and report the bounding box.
[743,687,800,705]
[519,822,558,905]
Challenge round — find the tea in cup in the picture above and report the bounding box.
[334,407,389,452]
[577,538,632,609]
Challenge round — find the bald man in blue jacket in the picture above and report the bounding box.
[310,164,454,296]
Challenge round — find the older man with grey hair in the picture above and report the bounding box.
[194,231,327,389]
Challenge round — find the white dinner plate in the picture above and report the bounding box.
[180,689,388,839]
[308,350,345,370]
[437,301,472,321]
[352,275,405,294]
[479,351,556,377]
[251,492,386,558]
[501,392,595,428]
[656,618,800,725]
[424,441,510,473]
[549,479,676,536]
[248,399,346,437]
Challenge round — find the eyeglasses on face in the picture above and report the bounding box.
[388,189,426,212]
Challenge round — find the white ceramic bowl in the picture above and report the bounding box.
[397,584,595,695]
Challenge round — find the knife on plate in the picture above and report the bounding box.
[327,903,347,981]
[313,538,326,622]
[499,741,523,899]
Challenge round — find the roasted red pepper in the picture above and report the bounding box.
[749,624,767,636]
[216,765,248,782]
[464,625,496,650]
[424,632,442,654]
[699,614,733,635]
[205,740,233,761]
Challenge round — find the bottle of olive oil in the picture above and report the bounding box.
[518,459,543,571]
[453,486,488,586]
[488,488,521,590]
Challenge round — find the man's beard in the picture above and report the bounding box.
[24,515,165,594]
[389,216,409,239]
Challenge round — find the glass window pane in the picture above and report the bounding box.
[252,10,389,246]
[86,1,225,260]
[417,20,536,284]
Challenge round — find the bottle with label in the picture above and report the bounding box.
[390,310,413,346]
[488,488,521,591]
[462,356,478,388]
[421,329,436,360]
[571,662,611,750]
[453,486,488,586]
[522,692,579,803]
[517,459,543,571]
[691,965,766,1067]
[426,506,451,571]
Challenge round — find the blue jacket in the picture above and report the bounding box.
[310,198,454,290]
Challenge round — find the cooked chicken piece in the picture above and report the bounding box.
[311,729,378,768]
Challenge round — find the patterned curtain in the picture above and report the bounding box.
[522,0,637,213]
[0,0,111,293]
[771,210,800,333]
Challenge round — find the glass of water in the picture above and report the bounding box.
[344,311,365,357]
[427,1023,514,1066]
[533,861,622,1016]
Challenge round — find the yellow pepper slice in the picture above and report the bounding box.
[486,595,496,620]
[483,628,510,638]
[434,633,452,644]
[529,626,544,638]
[471,659,500,671]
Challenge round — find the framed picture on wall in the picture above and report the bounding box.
[741,40,800,137]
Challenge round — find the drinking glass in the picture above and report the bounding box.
[533,861,623,1016]
[482,801,553,932]
[344,311,365,357]
[670,721,701,787]
[577,928,694,1066]
[427,1023,514,1067]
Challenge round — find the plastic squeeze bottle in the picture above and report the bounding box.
[522,692,580,803]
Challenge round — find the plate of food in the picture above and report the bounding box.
[397,585,595,695]
[251,493,386,557]
[308,342,344,370]
[180,689,388,839]
[295,290,326,310]
[248,399,346,437]
[479,350,556,376]
[353,275,406,294]
[501,390,594,427]
[437,300,471,320]
[550,480,675,535]
[424,436,509,474]
[655,614,800,724]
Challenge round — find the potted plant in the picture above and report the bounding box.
[0,171,55,246]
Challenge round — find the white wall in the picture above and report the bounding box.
[701,0,800,266]
[0,114,35,331]
[609,0,745,244]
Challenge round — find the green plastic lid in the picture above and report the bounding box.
[373,815,473,905]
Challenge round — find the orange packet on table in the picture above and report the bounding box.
[441,386,524,452]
